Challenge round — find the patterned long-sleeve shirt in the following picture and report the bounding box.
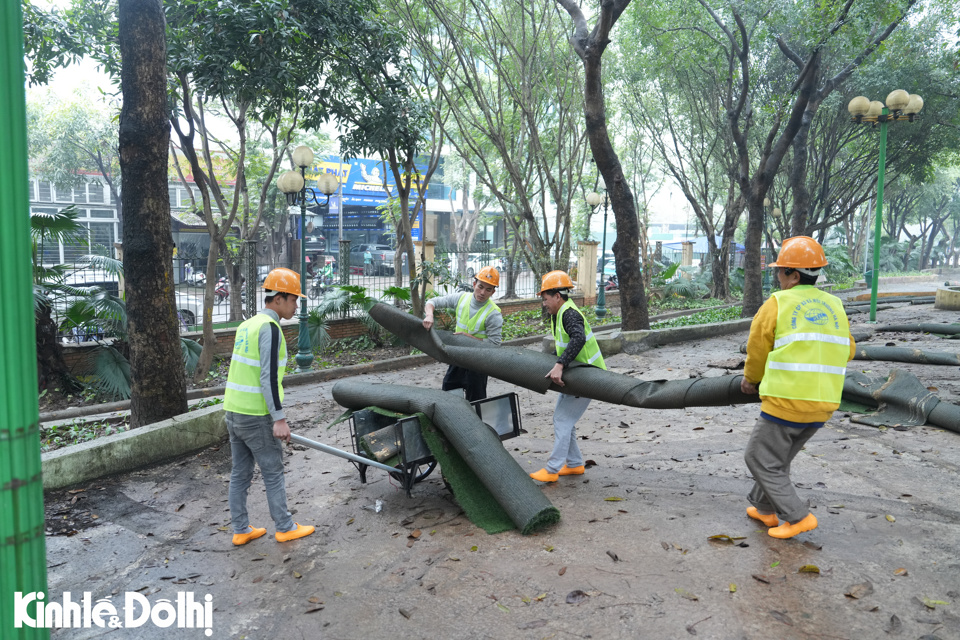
[555,307,586,368]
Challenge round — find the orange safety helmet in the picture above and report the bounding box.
[475,266,500,287]
[538,270,574,295]
[262,267,306,298]
[768,236,828,271]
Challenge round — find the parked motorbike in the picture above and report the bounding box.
[310,273,333,299]
[215,277,229,303]
[602,275,619,291]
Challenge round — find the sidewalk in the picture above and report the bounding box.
[40,299,960,639]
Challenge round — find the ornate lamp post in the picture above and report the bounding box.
[848,90,923,322]
[586,190,609,319]
[277,145,339,372]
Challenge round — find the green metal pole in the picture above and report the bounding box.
[1,0,49,636]
[295,169,313,372]
[869,111,889,323]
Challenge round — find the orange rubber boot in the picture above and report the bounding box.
[232,526,267,546]
[276,523,315,542]
[746,506,779,528]
[558,465,585,476]
[768,513,818,539]
[529,468,559,483]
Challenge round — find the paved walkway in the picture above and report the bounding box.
[40,298,960,639]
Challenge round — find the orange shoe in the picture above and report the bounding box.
[276,523,315,542]
[558,464,585,476]
[530,468,559,483]
[746,506,779,528]
[768,513,818,539]
[232,526,267,546]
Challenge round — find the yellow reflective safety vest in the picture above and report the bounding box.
[759,286,850,404]
[455,293,499,339]
[553,299,606,370]
[224,313,287,415]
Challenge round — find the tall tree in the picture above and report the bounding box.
[118,0,187,426]
[397,0,591,284]
[27,90,124,224]
[556,0,650,330]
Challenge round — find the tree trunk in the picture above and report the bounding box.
[581,36,648,329]
[741,197,766,316]
[788,108,816,236]
[194,245,221,380]
[118,0,187,427]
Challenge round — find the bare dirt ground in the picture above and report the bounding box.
[42,299,960,639]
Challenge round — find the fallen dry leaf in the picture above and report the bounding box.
[885,614,901,634]
[409,529,421,539]
[517,619,548,630]
[175,504,185,512]
[893,568,908,576]
[797,565,820,574]
[921,597,949,609]
[565,590,589,604]
[844,581,874,599]
[729,584,737,593]
[558,567,567,576]
[769,610,793,626]
[304,606,324,614]
[708,534,747,544]
[675,587,698,601]
[399,608,413,619]
[885,514,896,522]
[308,597,322,604]
[606,550,620,562]
[604,497,624,502]
[293,571,302,579]
[252,576,263,584]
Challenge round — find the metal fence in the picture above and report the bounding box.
[48,249,580,343]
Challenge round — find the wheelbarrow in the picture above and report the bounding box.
[290,392,524,497]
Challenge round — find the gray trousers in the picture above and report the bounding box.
[546,394,591,474]
[744,415,818,524]
[226,412,295,534]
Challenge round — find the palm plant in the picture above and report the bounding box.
[32,207,201,400]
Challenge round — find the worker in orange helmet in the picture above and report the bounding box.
[223,268,315,545]
[422,266,502,401]
[740,237,855,539]
[530,270,606,483]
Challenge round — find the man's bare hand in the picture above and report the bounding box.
[422,313,434,331]
[545,362,565,387]
[740,378,759,395]
[273,418,291,443]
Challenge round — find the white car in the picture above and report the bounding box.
[174,293,204,328]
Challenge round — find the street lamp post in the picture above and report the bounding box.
[586,190,609,319]
[277,146,339,372]
[848,90,924,322]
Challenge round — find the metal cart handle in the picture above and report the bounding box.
[289,433,400,474]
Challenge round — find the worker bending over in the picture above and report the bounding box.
[740,237,855,538]
[422,266,503,401]
[531,270,606,483]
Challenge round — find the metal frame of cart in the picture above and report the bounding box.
[290,392,523,497]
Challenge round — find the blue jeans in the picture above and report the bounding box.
[226,412,295,534]
[546,394,591,474]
